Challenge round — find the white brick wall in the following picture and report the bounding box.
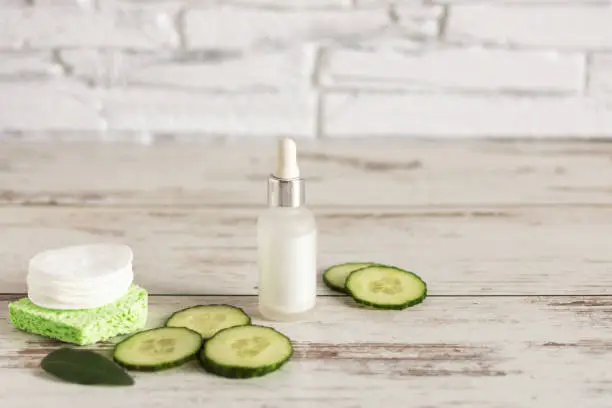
[103,89,317,136]
[446,5,612,50]
[0,0,611,140]
[321,48,584,93]
[59,49,311,91]
[590,54,612,96]
[324,94,612,138]
[183,7,430,49]
[0,81,101,131]
[0,51,61,77]
[0,6,179,49]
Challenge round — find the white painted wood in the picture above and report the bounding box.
[589,54,612,96]
[0,6,178,49]
[102,88,317,135]
[184,6,438,49]
[0,140,608,403]
[324,93,612,137]
[321,47,584,93]
[60,48,311,91]
[1,206,612,295]
[446,5,612,50]
[0,51,61,78]
[1,296,611,407]
[3,295,609,352]
[0,81,101,131]
[2,141,612,206]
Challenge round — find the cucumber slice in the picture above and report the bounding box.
[113,327,202,371]
[199,325,293,379]
[166,305,251,339]
[345,265,427,310]
[323,262,373,293]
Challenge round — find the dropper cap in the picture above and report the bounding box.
[275,137,300,179]
[267,138,305,208]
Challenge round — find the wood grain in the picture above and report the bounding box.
[1,295,611,408]
[1,205,611,295]
[2,141,612,207]
[0,140,610,406]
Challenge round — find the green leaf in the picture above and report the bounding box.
[41,348,134,386]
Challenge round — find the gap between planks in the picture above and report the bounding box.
[4,203,612,210]
[4,294,612,299]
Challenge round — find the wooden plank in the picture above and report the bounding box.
[1,295,611,407]
[1,206,611,295]
[2,141,612,207]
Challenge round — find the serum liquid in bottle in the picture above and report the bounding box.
[257,138,317,321]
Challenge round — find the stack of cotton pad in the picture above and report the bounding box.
[8,243,148,345]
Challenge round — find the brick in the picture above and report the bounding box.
[323,93,612,138]
[39,0,341,7]
[446,5,612,50]
[58,50,127,87]
[0,51,61,78]
[33,0,182,12]
[434,0,607,3]
[60,48,310,91]
[103,89,317,136]
[322,47,584,93]
[589,54,612,95]
[185,6,437,49]
[222,0,346,8]
[0,81,101,131]
[97,0,187,13]
[0,6,179,49]
[32,0,97,7]
[391,6,442,38]
[1,0,28,7]
[356,1,423,4]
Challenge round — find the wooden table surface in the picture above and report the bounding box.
[1,140,611,407]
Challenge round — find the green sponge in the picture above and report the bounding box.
[8,285,148,346]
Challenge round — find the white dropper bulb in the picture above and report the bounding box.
[275,138,300,179]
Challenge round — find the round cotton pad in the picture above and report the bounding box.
[27,244,135,310]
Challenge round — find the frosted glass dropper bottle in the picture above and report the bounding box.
[257,138,317,321]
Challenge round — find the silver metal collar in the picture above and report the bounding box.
[267,175,305,208]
